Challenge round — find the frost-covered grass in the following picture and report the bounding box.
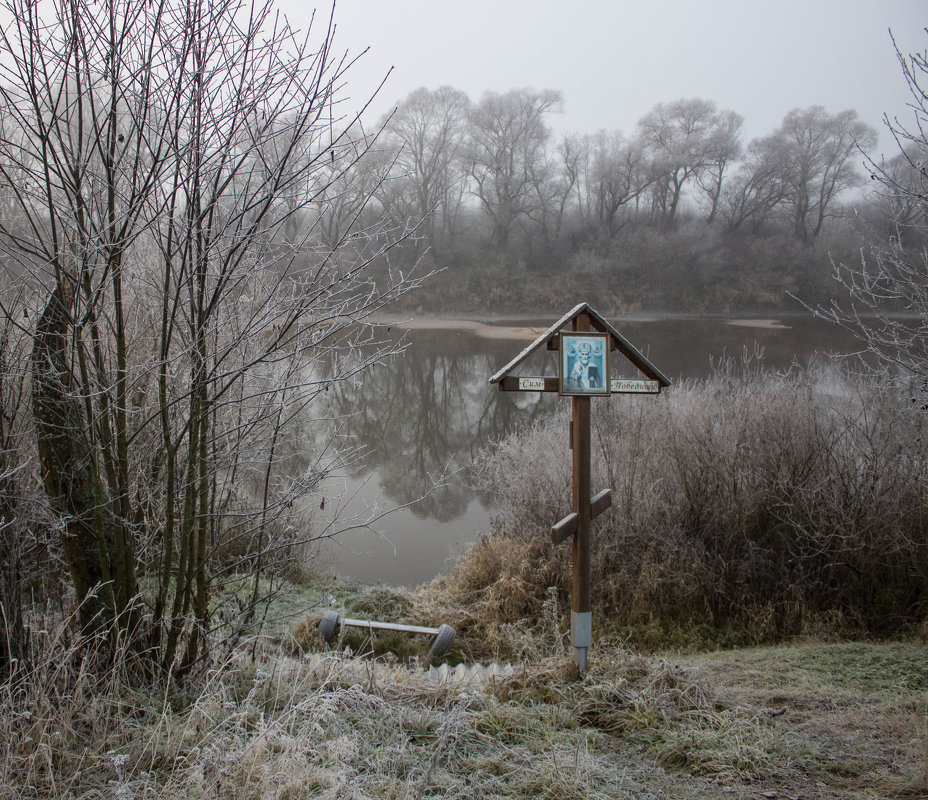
[1,601,924,799]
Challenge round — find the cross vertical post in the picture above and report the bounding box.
[571,313,593,672]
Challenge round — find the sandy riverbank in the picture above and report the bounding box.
[378,314,792,339]
[381,317,547,340]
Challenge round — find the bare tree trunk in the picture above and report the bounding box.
[0,471,25,673]
[31,279,114,635]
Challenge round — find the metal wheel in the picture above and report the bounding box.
[318,610,340,643]
[427,623,455,661]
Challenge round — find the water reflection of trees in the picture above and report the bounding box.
[318,317,863,526]
[327,332,555,520]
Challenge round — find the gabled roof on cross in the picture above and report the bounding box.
[488,302,671,387]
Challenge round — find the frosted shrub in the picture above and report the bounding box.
[464,362,928,642]
[474,413,572,532]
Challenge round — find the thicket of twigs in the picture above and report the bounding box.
[0,0,423,678]
[448,359,928,645]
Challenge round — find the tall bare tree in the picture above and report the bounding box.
[775,105,876,241]
[466,88,561,249]
[823,34,928,393]
[637,98,723,226]
[865,147,928,237]
[376,86,471,249]
[720,134,790,233]
[560,133,591,225]
[590,131,652,236]
[695,109,744,224]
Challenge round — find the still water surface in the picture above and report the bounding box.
[318,314,863,586]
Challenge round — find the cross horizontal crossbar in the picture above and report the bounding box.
[551,512,578,545]
[550,488,613,545]
[499,377,663,394]
[591,488,613,518]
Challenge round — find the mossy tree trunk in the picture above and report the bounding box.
[31,276,139,638]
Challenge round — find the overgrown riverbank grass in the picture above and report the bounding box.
[2,596,924,799]
[457,361,928,647]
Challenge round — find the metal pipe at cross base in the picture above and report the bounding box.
[571,610,592,673]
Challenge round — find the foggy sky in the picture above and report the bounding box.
[285,0,926,154]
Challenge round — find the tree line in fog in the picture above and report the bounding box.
[312,87,902,247]
[265,85,912,309]
[366,88,879,249]
[0,77,908,309]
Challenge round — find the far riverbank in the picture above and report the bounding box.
[373,310,808,341]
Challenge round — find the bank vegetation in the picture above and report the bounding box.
[444,360,928,648]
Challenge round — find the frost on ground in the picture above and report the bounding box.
[0,625,924,800]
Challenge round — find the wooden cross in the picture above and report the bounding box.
[551,312,609,674]
[489,303,670,674]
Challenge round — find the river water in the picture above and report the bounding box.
[315,313,864,586]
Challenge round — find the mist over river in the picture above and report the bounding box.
[315,313,865,586]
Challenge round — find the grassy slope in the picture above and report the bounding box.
[3,579,925,799]
[689,642,928,798]
[285,581,928,799]
[109,639,926,799]
[252,583,928,798]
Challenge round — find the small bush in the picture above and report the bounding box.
[456,361,928,644]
